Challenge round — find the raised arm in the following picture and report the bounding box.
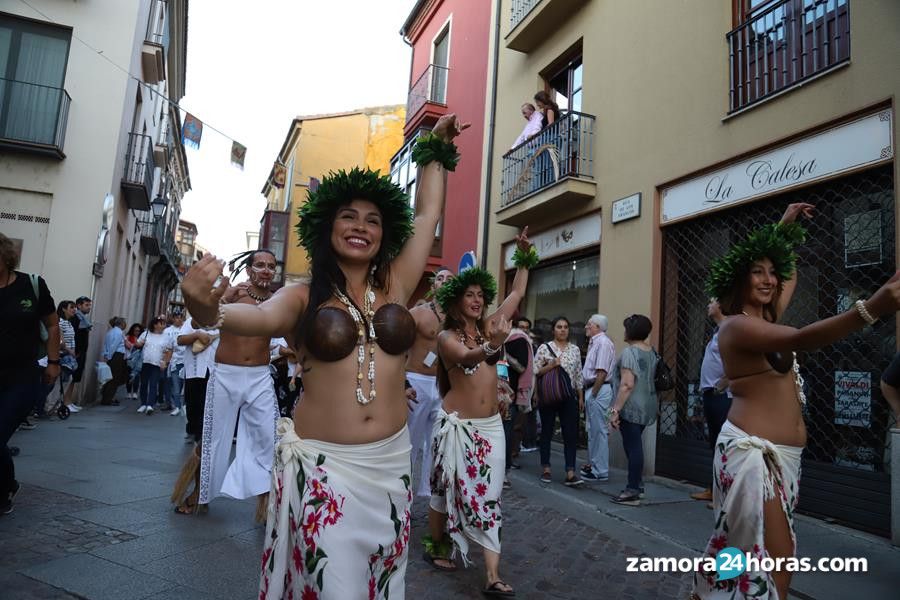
[723,271,900,355]
[438,317,510,368]
[487,228,533,323]
[391,114,469,301]
[775,203,814,318]
[181,254,306,338]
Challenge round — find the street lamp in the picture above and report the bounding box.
[151,196,167,220]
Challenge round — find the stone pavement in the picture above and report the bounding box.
[3,398,896,599]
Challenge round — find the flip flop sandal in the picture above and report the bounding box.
[483,580,515,597]
[423,552,457,572]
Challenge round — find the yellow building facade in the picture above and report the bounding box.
[261,105,406,283]
[481,0,899,536]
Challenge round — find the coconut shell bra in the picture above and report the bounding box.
[305,303,416,362]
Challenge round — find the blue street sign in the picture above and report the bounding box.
[458,251,476,273]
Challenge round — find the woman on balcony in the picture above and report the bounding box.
[180,115,467,600]
[691,203,900,599]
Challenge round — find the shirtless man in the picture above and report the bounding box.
[197,249,278,510]
[406,266,453,497]
[425,229,532,597]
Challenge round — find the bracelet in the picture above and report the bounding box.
[411,132,460,171]
[198,304,225,331]
[854,299,877,326]
[512,245,540,269]
[482,341,501,356]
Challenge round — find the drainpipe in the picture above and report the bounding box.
[480,0,503,268]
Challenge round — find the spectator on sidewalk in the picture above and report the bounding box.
[164,311,186,416]
[125,323,144,400]
[608,314,658,506]
[100,317,128,406]
[55,300,80,413]
[514,316,539,452]
[64,295,92,407]
[0,232,60,515]
[534,316,584,486]
[691,300,732,505]
[504,322,534,470]
[581,314,615,482]
[134,317,173,415]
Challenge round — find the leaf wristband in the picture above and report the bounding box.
[411,132,460,171]
[512,246,539,269]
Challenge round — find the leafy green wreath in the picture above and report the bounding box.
[705,222,807,300]
[435,267,498,313]
[296,167,414,260]
[411,132,460,171]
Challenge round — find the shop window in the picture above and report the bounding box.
[518,254,599,351]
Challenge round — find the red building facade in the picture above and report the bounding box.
[390,0,492,299]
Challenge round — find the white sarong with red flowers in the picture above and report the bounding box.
[692,420,802,600]
[259,418,412,600]
[429,409,504,565]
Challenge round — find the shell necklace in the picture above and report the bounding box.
[456,327,485,376]
[741,311,806,406]
[246,288,271,304]
[335,282,377,405]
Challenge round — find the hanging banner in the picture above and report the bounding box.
[230,141,247,170]
[272,163,286,188]
[182,113,203,149]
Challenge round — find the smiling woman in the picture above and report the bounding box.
[179,114,468,599]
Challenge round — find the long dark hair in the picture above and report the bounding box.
[534,90,560,122]
[436,302,487,398]
[294,204,395,347]
[127,323,143,338]
[56,300,74,319]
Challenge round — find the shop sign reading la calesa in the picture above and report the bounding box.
[660,111,894,224]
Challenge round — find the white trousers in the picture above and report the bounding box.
[199,363,277,504]
[406,372,441,497]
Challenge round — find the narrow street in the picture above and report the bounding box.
[3,398,897,599]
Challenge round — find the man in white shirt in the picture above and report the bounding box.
[511,103,543,149]
[691,300,732,504]
[270,337,299,416]
[581,314,615,482]
[163,311,186,416]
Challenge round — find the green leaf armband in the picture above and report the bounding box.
[411,132,460,171]
[512,246,540,269]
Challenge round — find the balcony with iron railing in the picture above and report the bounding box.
[0,78,71,158]
[138,212,177,260]
[404,64,449,137]
[727,0,850,113]
[142,0,169,84]
[506,0,587,53]
[497,111,596,227]
[122,133,157,211]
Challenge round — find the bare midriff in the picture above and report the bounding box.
[441,364,499,420]
[406,303,441,377]
[292,349,408,444]
[727,369,807,447]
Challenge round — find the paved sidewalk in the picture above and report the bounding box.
[3,400,896,599]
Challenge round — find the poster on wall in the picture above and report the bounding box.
[834,371,871,427]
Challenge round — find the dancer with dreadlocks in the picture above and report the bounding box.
[423,229,536,598]
[691,203,900,600]
[181,115,467,599]
[171,249,278,516]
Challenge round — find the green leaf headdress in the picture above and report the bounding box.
[435,267,498,313]
[296,167,414,260]
[705,222,807,301]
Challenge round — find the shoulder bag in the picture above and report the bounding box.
[536,343,575,408]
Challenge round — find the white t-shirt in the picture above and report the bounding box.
[138,331,174,367]
[166,324,186,367]
[181,320,218,379]
[270,337,297,378]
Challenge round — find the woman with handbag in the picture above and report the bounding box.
[608,314,658,506]
[533,316,584,486]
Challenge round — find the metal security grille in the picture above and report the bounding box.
[657,165,895,535]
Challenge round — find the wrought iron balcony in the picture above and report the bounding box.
[727,0,850,113]
[138,215,177,259]
[500,111,595,213]
[406,64,449,121]
[507,0,587,53]
[122,133,157,211]
[0,78,71,158]
[141,0,169,84]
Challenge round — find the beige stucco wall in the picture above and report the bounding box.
[484,0,900,473]
[486,0,900,345]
